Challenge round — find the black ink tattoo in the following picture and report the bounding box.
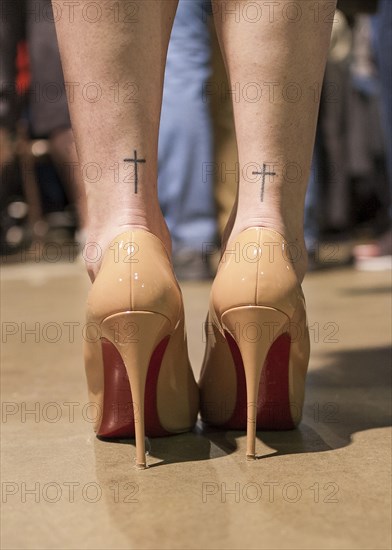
[124,150,146,194]
[252,163,276,202]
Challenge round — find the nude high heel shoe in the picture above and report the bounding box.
[84,230,199,469]
[199,228,310,459]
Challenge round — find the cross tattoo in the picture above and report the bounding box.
[124,150,146,194]
[252,163,276,202]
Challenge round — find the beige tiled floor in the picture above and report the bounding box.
[1,259,391,549]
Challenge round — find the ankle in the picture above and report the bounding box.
[85,208,171,281]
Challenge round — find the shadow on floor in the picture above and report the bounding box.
[93,345,391,467]
[250,345,390,459]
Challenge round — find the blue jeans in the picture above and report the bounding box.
[158,0,217,253]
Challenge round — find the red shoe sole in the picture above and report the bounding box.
[97,336,170,438]
[223,331,295,430]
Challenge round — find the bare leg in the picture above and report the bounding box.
[213,0,336,280]
[53,0,178,279]
[49,128,88,233]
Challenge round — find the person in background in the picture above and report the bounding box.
[158,0,217,280]
[0,0,87,246]
[353,0,392,269]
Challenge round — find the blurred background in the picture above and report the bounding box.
[1,3,391,548]
[0,0,390,275]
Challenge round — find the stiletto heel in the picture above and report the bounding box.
[221,306,290,459]
[101,311,172,469]
[200,228,310,459]
[84,230,199,468]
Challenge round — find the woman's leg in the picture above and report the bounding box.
[212,0,336,281]
[48,128,88,234]
[52,0,178,279]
